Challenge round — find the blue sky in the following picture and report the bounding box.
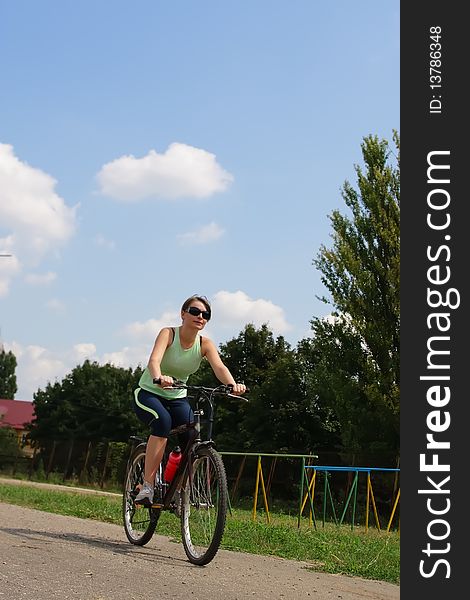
[0,1,399,400]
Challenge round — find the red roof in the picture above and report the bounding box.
[0,399,35,430]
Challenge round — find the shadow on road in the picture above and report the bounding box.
[0,525,193,567]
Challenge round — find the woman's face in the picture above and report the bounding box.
[181,300,210,330]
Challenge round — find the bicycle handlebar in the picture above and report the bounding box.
[153,378,249,400]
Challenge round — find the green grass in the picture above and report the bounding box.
[0,481,399,585]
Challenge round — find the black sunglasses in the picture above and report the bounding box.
[186,306,211,320]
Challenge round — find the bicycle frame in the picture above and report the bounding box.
[155,387,218,510]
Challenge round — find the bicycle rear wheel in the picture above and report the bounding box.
[180,446,228,565]
[123,443,159,545]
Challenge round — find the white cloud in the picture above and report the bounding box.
[96,142,234,201]
[122,311,179,343]
[0,143,78,295]
[5,292,290,399]
[177,222,225,245]
[94,234,116,250]
[72,343,97,362]
[107,310,188,369]
[7,341,102,400]
[5,309,180,399]
[6,342,68,400]
[102,346,147,369]
[212,290,291,335]
[0,249,20,297]
[24,271,57,286]
[45,298,66,313]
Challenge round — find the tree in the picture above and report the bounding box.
[0,423,22,460]
[0,347,17,399]
[0,405,22,460]
[207,324,291,450]
[241,351,333,454]
[191,323,337,454]
[28,360,145,445]
[310,133,400,454]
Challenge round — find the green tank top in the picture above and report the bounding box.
[138,327,203,399]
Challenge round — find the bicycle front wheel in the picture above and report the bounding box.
[180,446,228,565]
[123,443,159,546]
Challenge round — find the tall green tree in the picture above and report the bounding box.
[241,350,334,454]
[0,347,17,399]
[29,360,145,445]
[187,324,283,450]
[310,133,400,454]
[223,327,293,451]
[191,324,337,453]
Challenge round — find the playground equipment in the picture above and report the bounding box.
[221,452,400,532]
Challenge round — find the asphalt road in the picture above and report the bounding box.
[0,502,399,600]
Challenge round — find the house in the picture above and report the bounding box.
[0,399,35,452]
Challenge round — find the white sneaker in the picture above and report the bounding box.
[135,481,154,505]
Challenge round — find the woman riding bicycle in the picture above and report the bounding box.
[132,294,246,505]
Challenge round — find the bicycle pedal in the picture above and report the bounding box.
[135,498,152,508]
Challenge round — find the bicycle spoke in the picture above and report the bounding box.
[122,444,159,545]
[181,447,228,565]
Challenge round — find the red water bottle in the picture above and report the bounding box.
[164,446,182,482]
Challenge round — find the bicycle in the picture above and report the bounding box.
[122,381,248,566]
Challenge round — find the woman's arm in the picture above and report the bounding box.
[148,327,174,386]
[202,337,246,394]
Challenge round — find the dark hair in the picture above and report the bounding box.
[181,295,211,319]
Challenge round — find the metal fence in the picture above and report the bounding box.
[0,440,400,531]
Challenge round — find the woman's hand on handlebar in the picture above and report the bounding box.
[153,375,174,387]
[229,382,247,395]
